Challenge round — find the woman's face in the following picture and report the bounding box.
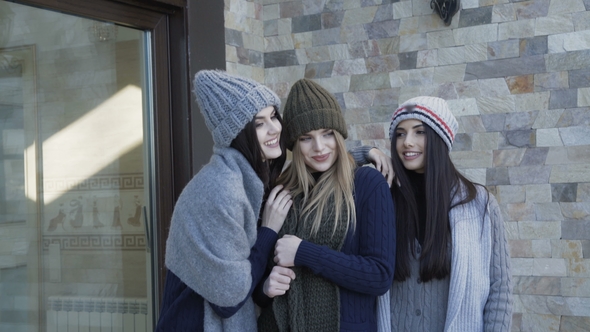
[395,119,426,173]
[255,106,282,161]
[298,128,338,173]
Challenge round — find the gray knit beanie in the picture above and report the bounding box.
[282,79,348,150]
[389,96,458,152]
[193,70,281,147]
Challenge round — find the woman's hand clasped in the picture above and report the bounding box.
[261,185,293,233]
[274,234,302,267]
[263,266,296,298]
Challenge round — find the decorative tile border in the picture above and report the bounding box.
[42,234,146,251]
[43,174,144,193]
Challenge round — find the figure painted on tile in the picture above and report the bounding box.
[69,196,84,228]
[47,203,66,232]
[256,79,396,332]
[387,96,512,331]
[127,195,141,227]
[111,195,121,229]
[92,196,104,228]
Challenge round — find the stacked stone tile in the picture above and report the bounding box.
[225,0,265,81]
[225,0,590,330]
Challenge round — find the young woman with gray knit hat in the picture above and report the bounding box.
[156,70,294,331]
[387,96,512,331]
[256,78,396,331]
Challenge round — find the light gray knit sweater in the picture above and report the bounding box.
[165,147,263,331]
[390,186,513,332]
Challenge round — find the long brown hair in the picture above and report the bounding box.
[391,122,481,282]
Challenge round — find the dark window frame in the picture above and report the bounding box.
[8,0,225,320]
[8,0,196,308]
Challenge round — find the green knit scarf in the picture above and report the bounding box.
[258,194,349,332]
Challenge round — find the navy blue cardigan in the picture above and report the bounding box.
[256,166,396,331]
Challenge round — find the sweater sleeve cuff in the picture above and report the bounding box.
[349,145,374,166]
[257,227,278,254]
[294,240,322,267]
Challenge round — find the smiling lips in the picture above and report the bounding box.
[312,153,330,162]
[264,137,279,147]
[403,151,421,160]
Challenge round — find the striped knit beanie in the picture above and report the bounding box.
[283,79,347,150]
[389,96,458,151]
[193,70,280,147]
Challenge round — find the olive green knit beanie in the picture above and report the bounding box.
[282,78,348,150]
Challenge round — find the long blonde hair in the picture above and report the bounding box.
[277,131,356,236]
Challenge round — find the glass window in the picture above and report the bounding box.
[0,1,154,331]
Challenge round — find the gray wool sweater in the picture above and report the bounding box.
[165,147,264,331]
[390,186,513,332]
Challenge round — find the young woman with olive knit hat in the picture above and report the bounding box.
[256,78,396,332]
[387,96,512,331]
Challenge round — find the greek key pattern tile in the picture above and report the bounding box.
[43,174,144,193]
[43,234,146,251]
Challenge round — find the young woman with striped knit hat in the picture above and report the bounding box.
[387,96,513,331]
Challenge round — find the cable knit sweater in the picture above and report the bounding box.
[390,184,513,332]
[257,166,396,331]
[156,147,275,332]
[156,146,378,332]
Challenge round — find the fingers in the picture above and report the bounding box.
[377,156,393,187]
[261,185,293,232]
[267,185,292,209]
[373,157,383,172]
[368,148,394,187]
[374,155,393,188]
[264,266,296,298]
[266,185,283,203]
[273,189,292,210]
[386,172,394,187]
[374,150,394,188]
[266,185,285,207]
[376,157,387,176]
[273,266,296,281]
[283,199,293,211]
[383,156,395,188]
[273,235,301,267]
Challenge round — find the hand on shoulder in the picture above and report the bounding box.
[367,148,395,187]
[261,185,293,233]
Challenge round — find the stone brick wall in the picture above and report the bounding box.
[224,0,265,81]
[225,0,590,330]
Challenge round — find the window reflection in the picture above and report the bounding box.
[0,1,153,331]
[0,46,27,225]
